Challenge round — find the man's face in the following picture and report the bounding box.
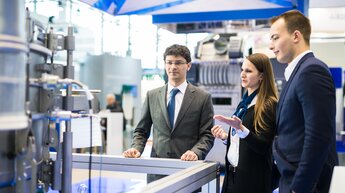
[165,55,191,85]
[269,18,296,64]
[106,96,115,105]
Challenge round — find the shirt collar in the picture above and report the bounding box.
[248,95,257,108]
[168,81,188,95]
[284,50,312,81]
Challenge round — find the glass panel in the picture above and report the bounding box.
[103,15,129,56]
[71,169,147,193]
[129,15,157,69]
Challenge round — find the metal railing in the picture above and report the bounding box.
[69,153,220,193]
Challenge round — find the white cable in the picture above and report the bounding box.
[29,43,52,57]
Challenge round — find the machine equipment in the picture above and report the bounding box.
[0,1,94,192]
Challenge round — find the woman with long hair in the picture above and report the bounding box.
[211,53,278,193]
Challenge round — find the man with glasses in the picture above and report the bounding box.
[123,44,215,183]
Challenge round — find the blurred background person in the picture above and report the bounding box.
[105,93,123,112]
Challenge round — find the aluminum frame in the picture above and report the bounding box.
[67,153,220,193]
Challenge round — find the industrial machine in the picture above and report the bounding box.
[191,33,248,165]
[0,1,94,192]
[0,2,219,192]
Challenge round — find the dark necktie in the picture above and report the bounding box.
[167,88,179,129]
[233,89,258,120]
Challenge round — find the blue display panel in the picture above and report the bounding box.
[78,0,308,23]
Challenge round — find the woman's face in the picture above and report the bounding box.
[241,59,262,94]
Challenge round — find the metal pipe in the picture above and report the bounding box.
[0,1,29,192]
[61,131,72,193]
[0,0,28,130]
[61,25,75,193]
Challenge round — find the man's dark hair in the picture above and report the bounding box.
[163,44,191,63]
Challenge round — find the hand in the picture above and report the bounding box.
[122,148,141,158]
[214,115,243,131]
[211,125,228,140]
[181,150,198,161]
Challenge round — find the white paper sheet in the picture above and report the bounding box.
[70,116,103,148]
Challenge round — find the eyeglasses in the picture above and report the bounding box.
[165,61,187,65]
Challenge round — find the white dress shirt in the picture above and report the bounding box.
[167,81,188,126]
[227,95,257,167]
[284,50,312,81]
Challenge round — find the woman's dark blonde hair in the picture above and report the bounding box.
[246,53,278,134]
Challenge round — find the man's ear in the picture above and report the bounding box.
[293,30,302,43]
[187,62,192,71]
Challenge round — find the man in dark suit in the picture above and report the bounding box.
[105,93,123,113]
[269,10,338,193]
[123,44,215,182]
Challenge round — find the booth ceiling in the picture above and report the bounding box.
[80,0,310,23]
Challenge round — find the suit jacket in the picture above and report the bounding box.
[273,53,338,193]
[222,104,276,193]
[131,83,215,160]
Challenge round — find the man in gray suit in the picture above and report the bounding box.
[123,44,214,167]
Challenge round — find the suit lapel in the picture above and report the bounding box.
[276,53,314,124]
[172,84,195,132]
[158,85,170,129]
